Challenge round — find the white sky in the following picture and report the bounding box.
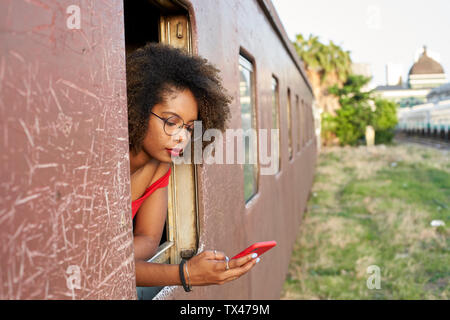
[271,0,450,87]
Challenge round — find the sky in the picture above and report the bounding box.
[271,0,450,88]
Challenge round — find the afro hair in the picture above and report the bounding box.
[126,42,232,154]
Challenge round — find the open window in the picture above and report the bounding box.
[124,0,198,300]
[239,54,259,204]
[271,76,281,174]
[307,102,313,143]
[296,94,300,154]
[301,99,306,148]
[287,88,293,160]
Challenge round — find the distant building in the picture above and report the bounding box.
[408,46,447,89]
[427,82,450,103]
[375,46,447,108]
[397,82,450,136]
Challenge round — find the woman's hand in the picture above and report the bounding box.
[185,250,260,286]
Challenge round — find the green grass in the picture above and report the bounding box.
[282,143,450,300]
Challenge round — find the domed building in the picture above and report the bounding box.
[408,46,447,89]
[375,46,448,107]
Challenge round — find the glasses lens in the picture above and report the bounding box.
[164,115,184,135]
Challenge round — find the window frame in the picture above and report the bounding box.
[271,75,281,174]
[301,99,306,148]
[124,0,199,299]
[296,94,301,154]
[153,11,199,266]
[287,88,293,161]
[238,52,259,205]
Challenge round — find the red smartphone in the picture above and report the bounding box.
[231,241,277,260]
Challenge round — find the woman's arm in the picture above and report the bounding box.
[133,186,260,287]
[135,250,259,287]
[135,261,181,287]
[131,163,259,287]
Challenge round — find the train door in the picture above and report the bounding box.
[123,0,199,300]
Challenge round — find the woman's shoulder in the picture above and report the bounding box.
[131,162,171,201]
[146,162,171,188]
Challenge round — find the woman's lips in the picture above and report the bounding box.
[166,148,182,157]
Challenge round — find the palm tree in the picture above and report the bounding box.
[294,34,351,84]
[293,33,352,115]
[293,34,354,145]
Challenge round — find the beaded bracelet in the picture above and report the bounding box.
[179,259,192,292]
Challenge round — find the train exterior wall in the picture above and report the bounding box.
[161,0,316,300]
[0,0,316,300]
[0,0,136,299]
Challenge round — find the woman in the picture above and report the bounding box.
[126,43,260,289]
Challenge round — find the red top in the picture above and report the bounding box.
[131,167,171,220]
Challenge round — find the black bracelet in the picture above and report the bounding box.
[179,259,192,292]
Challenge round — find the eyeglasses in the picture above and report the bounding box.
[150,111,195,137]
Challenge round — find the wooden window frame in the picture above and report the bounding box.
[125,0,200,299]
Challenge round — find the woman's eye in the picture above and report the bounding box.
[166,122,177,127]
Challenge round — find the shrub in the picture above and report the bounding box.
[373,98,398,144]
[328,75,374,145]
[321,112,338,145]
[326,75,399,146]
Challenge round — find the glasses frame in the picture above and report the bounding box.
[150,111,195,137]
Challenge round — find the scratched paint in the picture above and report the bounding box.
[0,0,136,299]
[1,0,317,301]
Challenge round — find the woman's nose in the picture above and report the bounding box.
[173,128,189,144]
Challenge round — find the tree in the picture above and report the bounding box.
[293,34,353,145]
[328,75,375,145]
[327,75,398,145]
[293,33,398,146]
[293,34,352,84]
[373,98,398,144]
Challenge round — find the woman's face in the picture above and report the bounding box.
[141,88,199,163]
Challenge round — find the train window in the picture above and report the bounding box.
[301,99,306,148]
[296,95,300,154]
[310,104,314,142]
[287,88,293,160]
[124,0,198,300]
[239,55,258,203]
[307,103,312,142]
[305,102,310,143]
[271,77,281,174]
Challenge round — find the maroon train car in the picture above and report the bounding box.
[0,0,317,299]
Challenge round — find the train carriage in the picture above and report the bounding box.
[399,100,450,141]
[0,0,317,300]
